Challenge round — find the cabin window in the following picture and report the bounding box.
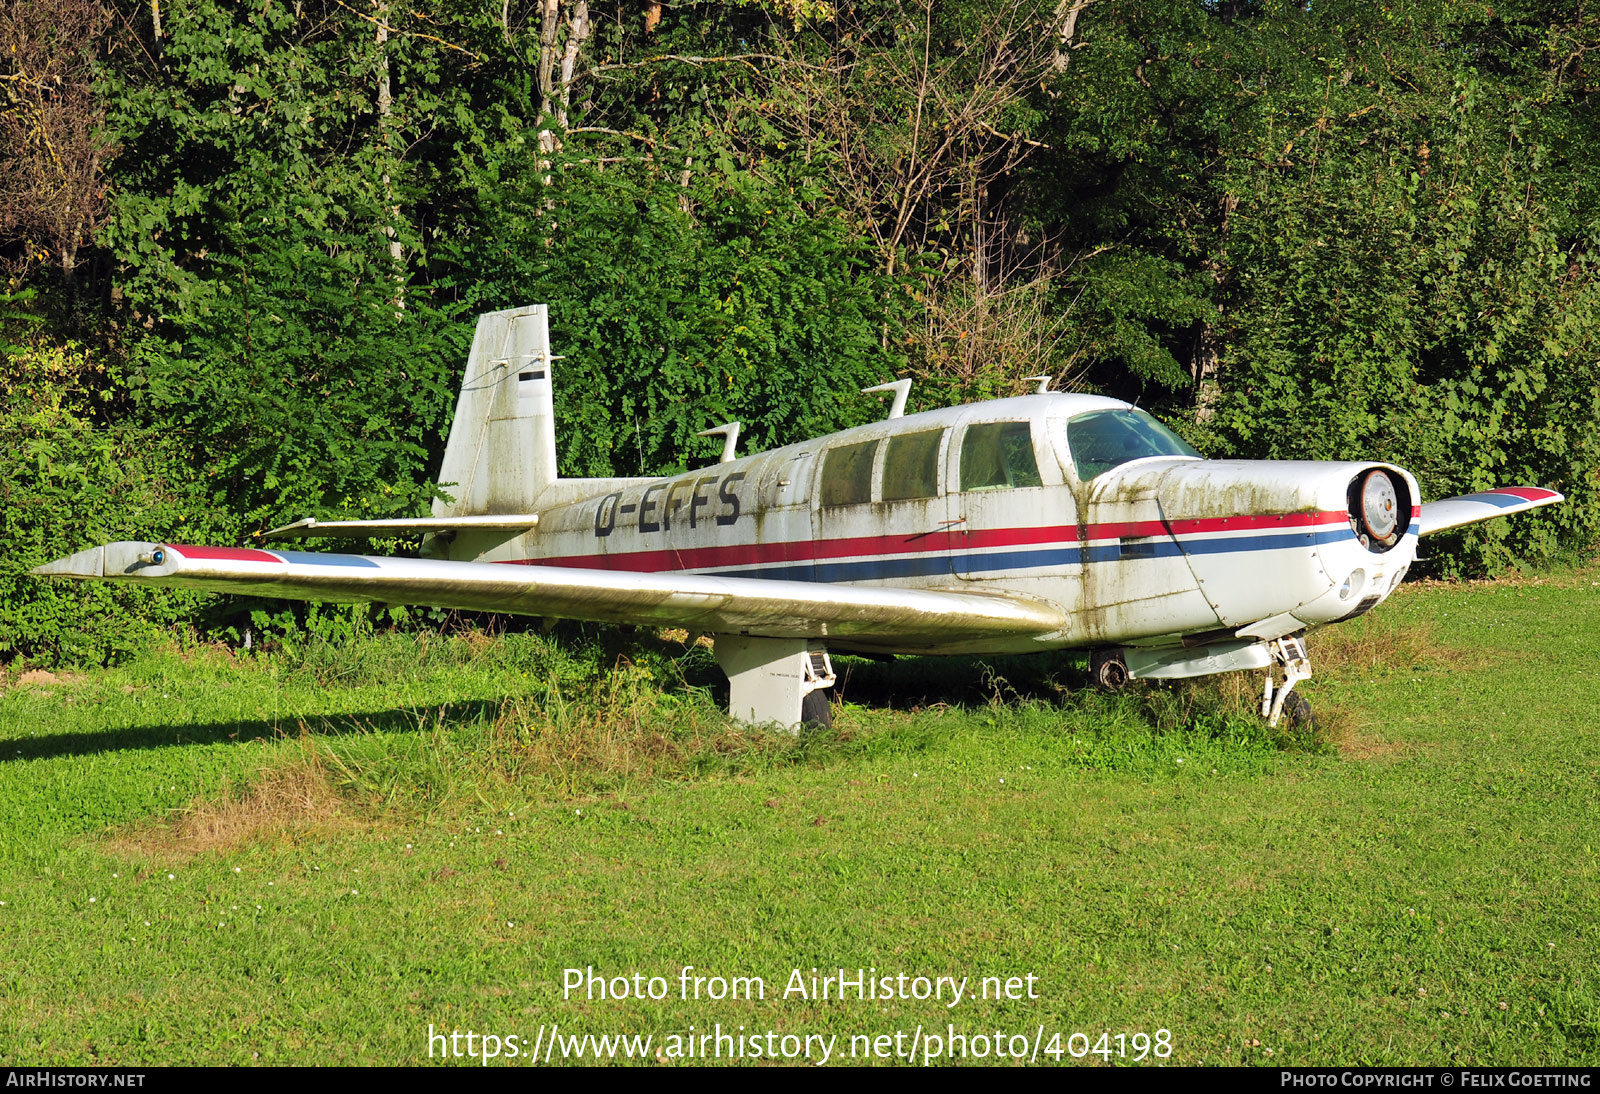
[882,429,943,501]
[960,422,1042,491]
[1067,408,1200,481]
[820,439,879,507]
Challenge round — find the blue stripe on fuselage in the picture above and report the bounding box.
[704,526,1371,582]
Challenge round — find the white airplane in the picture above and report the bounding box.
[34,304,1563,730]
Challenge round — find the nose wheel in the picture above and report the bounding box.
[1261,636,1313,728]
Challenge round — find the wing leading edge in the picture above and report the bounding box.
[1417,487,1563,537]
[32,542,1067,651]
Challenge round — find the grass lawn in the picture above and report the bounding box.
[0,569,1595,1066]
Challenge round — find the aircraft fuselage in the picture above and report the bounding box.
[439,393,1421,658]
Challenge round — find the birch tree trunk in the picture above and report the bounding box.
[537,0,559,150]
[375,1,403,283]
[1051,0,1092,71]
[558,0,590,129]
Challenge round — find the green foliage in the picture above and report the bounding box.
[1194,25,1600,571]
[446,148,909,475]
[99,2,467,529]
[0,340,232,663]
[122,202,462,528]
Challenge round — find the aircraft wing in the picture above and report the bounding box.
[1416,487,1564,537]
[32,542,1066,646]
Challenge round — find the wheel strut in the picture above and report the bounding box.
[1260,636,1312,728]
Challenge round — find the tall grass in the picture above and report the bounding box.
[91,617,1418,858]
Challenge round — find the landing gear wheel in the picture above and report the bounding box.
[800,689,833,731]
[1280,690,1315,730]
[1091,650,1129,691]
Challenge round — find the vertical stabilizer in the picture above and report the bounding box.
[433,304,558,517]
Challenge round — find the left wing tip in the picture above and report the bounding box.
[1418,486,1566,537]
[31,544,108,579]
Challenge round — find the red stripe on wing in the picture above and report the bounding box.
[1482,487,1561,503]
[166,544,284,564]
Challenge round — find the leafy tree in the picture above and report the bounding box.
[447,144,908,476]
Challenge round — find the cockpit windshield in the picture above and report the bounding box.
[1066,408,1201,481]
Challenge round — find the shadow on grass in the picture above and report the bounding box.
[658,636,1093,712]
[1,700,499,764]
[830,650,1091,710]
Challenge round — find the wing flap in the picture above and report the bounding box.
[1417,487,1563,537]
[33,542,1067,646]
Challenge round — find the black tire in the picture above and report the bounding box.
[1280,690,1315,729]
[1090,650,1129,691]
[800,689,833,731]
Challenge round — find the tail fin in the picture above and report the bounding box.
[433,304,558,517]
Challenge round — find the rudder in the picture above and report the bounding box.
[433,304,558,518]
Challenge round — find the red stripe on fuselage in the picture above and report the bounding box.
[1163,511,1349,537]
[505,510,1352,573]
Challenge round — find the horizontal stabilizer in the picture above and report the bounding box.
[260,515,539,540]
[31,542,1066,649]
[1417,487,1563,537]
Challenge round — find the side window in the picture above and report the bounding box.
[960,422,1042,491]
[820,439,879,507]
[882,429,943,501]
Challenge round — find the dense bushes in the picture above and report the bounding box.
[449,153,908,475]
[1197,68,1600,573]
[0,341,231,661]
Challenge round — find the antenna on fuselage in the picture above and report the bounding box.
[862,378,912,419]
[1024,375,1053,394]
[697,421,742,463]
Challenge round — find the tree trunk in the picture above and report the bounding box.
[375,2,403,280]
[1191,322,1221,421]
[1051,0,1093,71]
[558,0,590,128]
[538,0,559,122]
[973,177,990,297]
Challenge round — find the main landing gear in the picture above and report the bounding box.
[1090,649,1129,691]
[713,635,835,732]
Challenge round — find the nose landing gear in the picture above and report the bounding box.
[1261,636,1313,728]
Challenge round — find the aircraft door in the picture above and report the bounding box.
[1061,409,1225,637]
[946,417,1074,582]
